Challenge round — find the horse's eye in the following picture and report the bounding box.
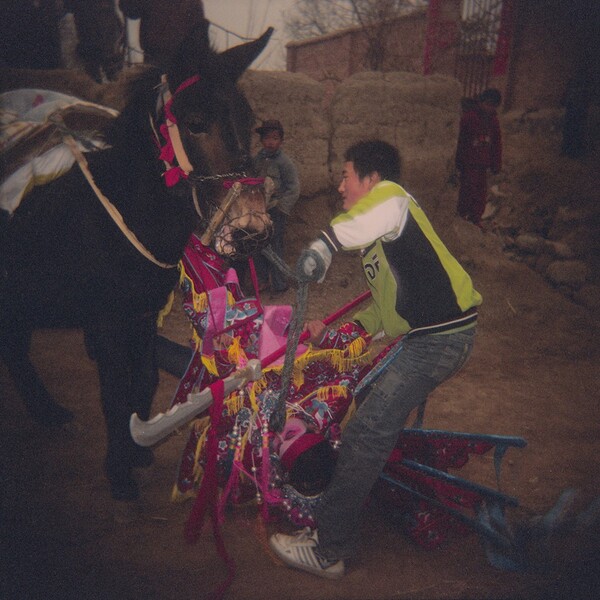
[186,117,209,135]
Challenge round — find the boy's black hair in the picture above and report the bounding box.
[288,440,337,496]
[344,140,402,183]
[479,88,502,106]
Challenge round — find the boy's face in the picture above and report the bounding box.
[338,161,379,210]
[260,130,283,154]
[480,100,498,114]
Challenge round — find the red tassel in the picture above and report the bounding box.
[185,379,225,543]
[184,379,236,600]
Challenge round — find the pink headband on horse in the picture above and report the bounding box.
[163,75,201,124]
[158,75,201,187]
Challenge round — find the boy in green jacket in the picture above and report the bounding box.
[270,140,481,579]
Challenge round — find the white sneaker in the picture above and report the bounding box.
[269,528,345,580]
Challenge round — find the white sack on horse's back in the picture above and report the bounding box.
[0,89,118,214]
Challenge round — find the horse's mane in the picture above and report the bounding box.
[103,67,162,150]
[104,20,225,150]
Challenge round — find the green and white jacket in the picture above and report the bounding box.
[319,181,482,338]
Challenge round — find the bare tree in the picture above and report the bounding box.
[285,0,427,70]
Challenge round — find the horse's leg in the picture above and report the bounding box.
[127,315,159,468]
[0,314,74,426]
[87,321,141,501]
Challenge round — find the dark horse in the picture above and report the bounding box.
[0,20,274,500]
[0,0,124,83]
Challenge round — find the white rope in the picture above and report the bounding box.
[63,133,178,269]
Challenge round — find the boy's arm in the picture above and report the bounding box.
[275,155,300,214]
[299,185,409,282]
[352,304,383,338]
[328,188,409,250]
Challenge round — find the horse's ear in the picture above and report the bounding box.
[167,19,212,88]
[221,27,274,81]
[119,0,147,20]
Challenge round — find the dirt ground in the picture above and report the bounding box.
[2,88,600,599]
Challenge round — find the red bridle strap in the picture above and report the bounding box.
[222,178,265,189]
[163,74,201,124]
[158,74,201,187]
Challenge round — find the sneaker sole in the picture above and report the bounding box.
[269,537,344,580]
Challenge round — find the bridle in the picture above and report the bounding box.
[152,75,249,197]
[62,73,268,270]
[151,74,199,187]
[188,171,248,183]
[151,75,271,256]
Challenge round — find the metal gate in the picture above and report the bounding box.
[454,0,506,98]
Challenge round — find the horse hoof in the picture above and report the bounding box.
[105,456,140,501]
[130,446,154,468]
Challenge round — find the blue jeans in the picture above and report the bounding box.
[315,327,476,560]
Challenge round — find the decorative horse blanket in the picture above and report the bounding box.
[166,236,527,562]
[0,89,117,213]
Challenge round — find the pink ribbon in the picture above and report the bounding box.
[223,177,265,189]
[163,165,188,187]
[163,74,201,124]
[158,75,201,187]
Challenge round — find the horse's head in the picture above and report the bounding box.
[158,20,275,258]
[70,0,124,82]
[203,178,275,258]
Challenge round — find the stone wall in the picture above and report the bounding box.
[286,10,429,84]
[241,70,462,207]
[239,71,330,198]
[285,0,600,113]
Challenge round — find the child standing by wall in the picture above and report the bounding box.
[455,89,502,227]
[252,119,300,295]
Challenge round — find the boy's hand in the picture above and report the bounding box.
[303,320,327,346]
[297,238,332,283]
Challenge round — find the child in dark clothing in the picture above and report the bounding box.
[455,89,502,226]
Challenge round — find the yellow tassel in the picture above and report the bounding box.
[170,484,197,503]
[226,290,235,306]
[190,417,210,484]
[238,428,250,457]
[193,415,211,433]
[192,291,208,313]
[248,387,260,414]
[157,291,175,327]
[178,261,186,286]
[247,376,271,413]
[346,336,367,359]
[225,390,244,416]
[316,385,349,403]
[292,365,305,389]
[201,353,219,376]
[191,328,202,351]
[227,336,248,366]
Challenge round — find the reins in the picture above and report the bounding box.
[260,246,324,433]
[61,131,178,270]
[60,73,248,270]
[154,74,198,186]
